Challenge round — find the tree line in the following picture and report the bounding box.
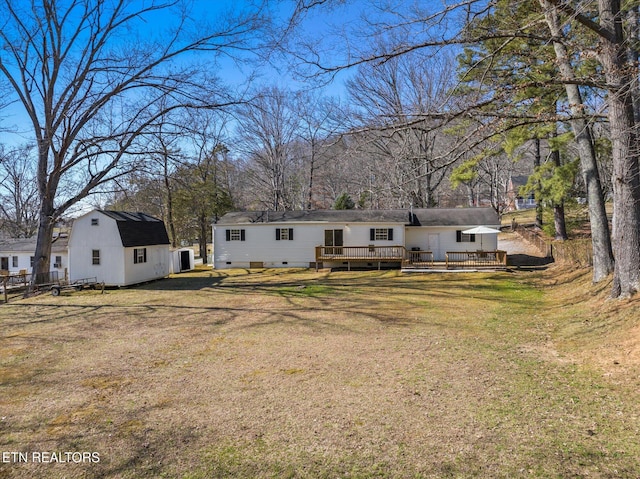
[0,0,638,298]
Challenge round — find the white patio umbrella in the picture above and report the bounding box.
[462,225,501,251]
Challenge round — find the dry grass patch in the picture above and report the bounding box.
[0,266,639,478]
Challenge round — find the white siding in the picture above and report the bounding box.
[68,213,126,285]
[0,251,68,275]
[213,222,404,269]
[122,245,170,286]
[406,226,498,261]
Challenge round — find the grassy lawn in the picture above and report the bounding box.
[1,266,639,478]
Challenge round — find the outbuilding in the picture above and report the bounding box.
[170,248,195,274]
[68,210,171,286]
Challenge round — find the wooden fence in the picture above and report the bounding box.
[514,226,594,267]
[551,239,593,267]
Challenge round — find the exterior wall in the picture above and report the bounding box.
[0,251,68,275]
[213,222,405,269]
[122,245,170,286]
[68,213,126,285]
[404,226,498,261]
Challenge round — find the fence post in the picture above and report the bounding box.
[3,277,7,304]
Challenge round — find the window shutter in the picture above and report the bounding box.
[225,229,231,241]
[143,248,147,262]
[289,228,294,240]
[470,234,476,242]
[276,229,281,241]
[388,228,393,241]
[133,250,137,264]
[240,229,246,241]
[456,230,462,242]
[370,228,375,241]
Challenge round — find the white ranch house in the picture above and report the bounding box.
[213,208,505,270]
[68,210,171,286]
[0,236,68,278]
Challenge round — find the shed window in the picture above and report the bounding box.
[276,228,294,241]
[370,228,394,241]
[456,230,476,243]
[92,250,100,265]
[226,229,246,241]
[134,248,147,264]
[12,256,18,268]
[30,256,35,267]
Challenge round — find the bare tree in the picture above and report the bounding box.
[235,86,303,210]
[346,52,460,208]
[0,144,39,238]
[0,0,264,284]
[293,92,346,209]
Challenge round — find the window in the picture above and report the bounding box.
[12,256,18,268]
[92,250,100,265]
[456,230,476,243]
[133,248,147,264]
[91,218,99,226]
[225,229,246,241]
[276,228,294,241]
[54,256,62,268]
[30,256,35,267]
[369,228,394,241]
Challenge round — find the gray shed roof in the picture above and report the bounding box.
[216,208,500,227]
[98,210,170,247]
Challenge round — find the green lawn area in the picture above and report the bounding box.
[1,266,639,478]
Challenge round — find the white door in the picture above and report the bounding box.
[427,234,440,260]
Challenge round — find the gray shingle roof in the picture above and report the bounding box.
[99,210,170,247]
[0,236,68,253]
[216,208,500,227]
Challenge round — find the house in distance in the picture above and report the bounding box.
[68,210,171,286]
[212,208,503,270]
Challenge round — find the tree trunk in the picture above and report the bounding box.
[31,201,56,289]
[163,157,177,248]
[553,204,567,241]
[598,0,640,297]
[540,0,615,282]
[550,137,568,241]
[533,138,543,229]
[199,212,208,264]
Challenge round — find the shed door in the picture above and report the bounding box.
[179,250,191,271]
[0,257,8,271]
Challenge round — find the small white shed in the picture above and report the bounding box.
[170,248,195,274]
[68,210,171,286]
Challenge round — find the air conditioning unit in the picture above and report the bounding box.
[53,263,62,268]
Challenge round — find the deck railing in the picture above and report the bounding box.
[314,246,506,270]
[404,250,435,267]
[445,251,507,269]
[315,245,406,262]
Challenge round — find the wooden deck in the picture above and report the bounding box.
[315,246,507,271]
